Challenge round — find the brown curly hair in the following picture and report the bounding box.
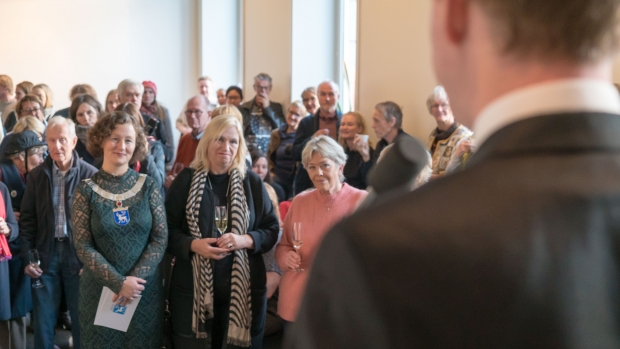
[87,111,148,164]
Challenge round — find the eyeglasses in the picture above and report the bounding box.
[184,109,203,117]
[21,107,41,115]
[431,103,449,110]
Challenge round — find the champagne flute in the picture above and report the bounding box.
[215,206,228,236]
[29,249,44,288]
[292,222,304,272]
[172,163,185,177]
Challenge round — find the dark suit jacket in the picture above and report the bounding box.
[288,112,620,348]
[292,111,342,195]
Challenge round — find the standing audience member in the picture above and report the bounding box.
[292,81,342,195]
[13,82,32,102]
[140,80,175,166]
[3,83,35,133]
[371,101,413,163]
[198,76,217,104]
[164,95,211,189]
[241,73,285,151]
[5,95,46,133]
[226,86,244,108]
[70,94,103,165]
[0,132,42,349]
[32,84,55,120]
[0,75,16,122]
[53,84,98,119]
[251,149,285,203]
[72,111,167,349]
[0,181,20,349]
[104,89,120,113]
[21,117,97,349]
[216,88,227,106]
[275,136,367,325]
[268,101,306,199]
[165,115,279,348]
[117,79,173,163]
[426,86,473,178]
[115,103,166,189]
[339,112,373,190]
[300,87,318,116]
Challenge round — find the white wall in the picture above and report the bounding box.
[200,0,242,89]
[243,0,292,107]
[291,0,339,102]
[0,0,200,145]
[356,0,437,143]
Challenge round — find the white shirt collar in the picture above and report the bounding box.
[473,78,620,146]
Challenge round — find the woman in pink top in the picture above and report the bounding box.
[275,135,367,323]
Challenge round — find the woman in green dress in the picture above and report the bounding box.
[72,111,168,348]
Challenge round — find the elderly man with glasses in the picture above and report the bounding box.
[164,95,212,189]
[426,85,472,178]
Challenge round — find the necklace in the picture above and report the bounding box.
[207,173,231,197]
[84,174,147,226]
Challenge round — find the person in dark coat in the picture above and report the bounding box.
[20,117,97,349]
[0,181,22,349]
[292,81,342,195]
[241,73,285,152]
[166,115,279,349]
[287,0,620,348]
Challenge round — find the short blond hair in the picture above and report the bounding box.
[13,116,45,137]
[211,104,243,124]
[191,115,247,178]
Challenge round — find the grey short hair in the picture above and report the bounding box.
[317,80,340,94]
[375,101,403,129]
[426,86,449,113]
[117,79,144,96]
[254,73,272,85]
[288,100,307,116]
[47,116,77,139]
[301,136,348,181]
[301,86,316,96]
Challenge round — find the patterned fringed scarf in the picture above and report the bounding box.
[186,168,252,346]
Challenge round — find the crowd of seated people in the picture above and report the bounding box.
[0,70,470,348]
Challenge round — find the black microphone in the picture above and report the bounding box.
[358,135,428,209]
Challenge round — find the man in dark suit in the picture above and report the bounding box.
[288,0,620,348]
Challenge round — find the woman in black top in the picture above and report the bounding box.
[166,115,279,349]
[338,112,374,190]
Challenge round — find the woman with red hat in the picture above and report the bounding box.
[141,81,173,168]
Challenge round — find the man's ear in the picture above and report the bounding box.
[446,0,469,44]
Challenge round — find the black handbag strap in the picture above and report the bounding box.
[164,256,176,315]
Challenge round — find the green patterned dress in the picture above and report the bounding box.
[72,170,168,348]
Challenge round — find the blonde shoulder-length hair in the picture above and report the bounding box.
[191,114,247,178]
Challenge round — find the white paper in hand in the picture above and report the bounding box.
[93,286,141,332]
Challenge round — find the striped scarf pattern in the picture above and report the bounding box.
[186,168,252,346]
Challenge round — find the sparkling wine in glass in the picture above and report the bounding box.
[215,206,228,236]
[292,222,304,272]
[29,249,44,288]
